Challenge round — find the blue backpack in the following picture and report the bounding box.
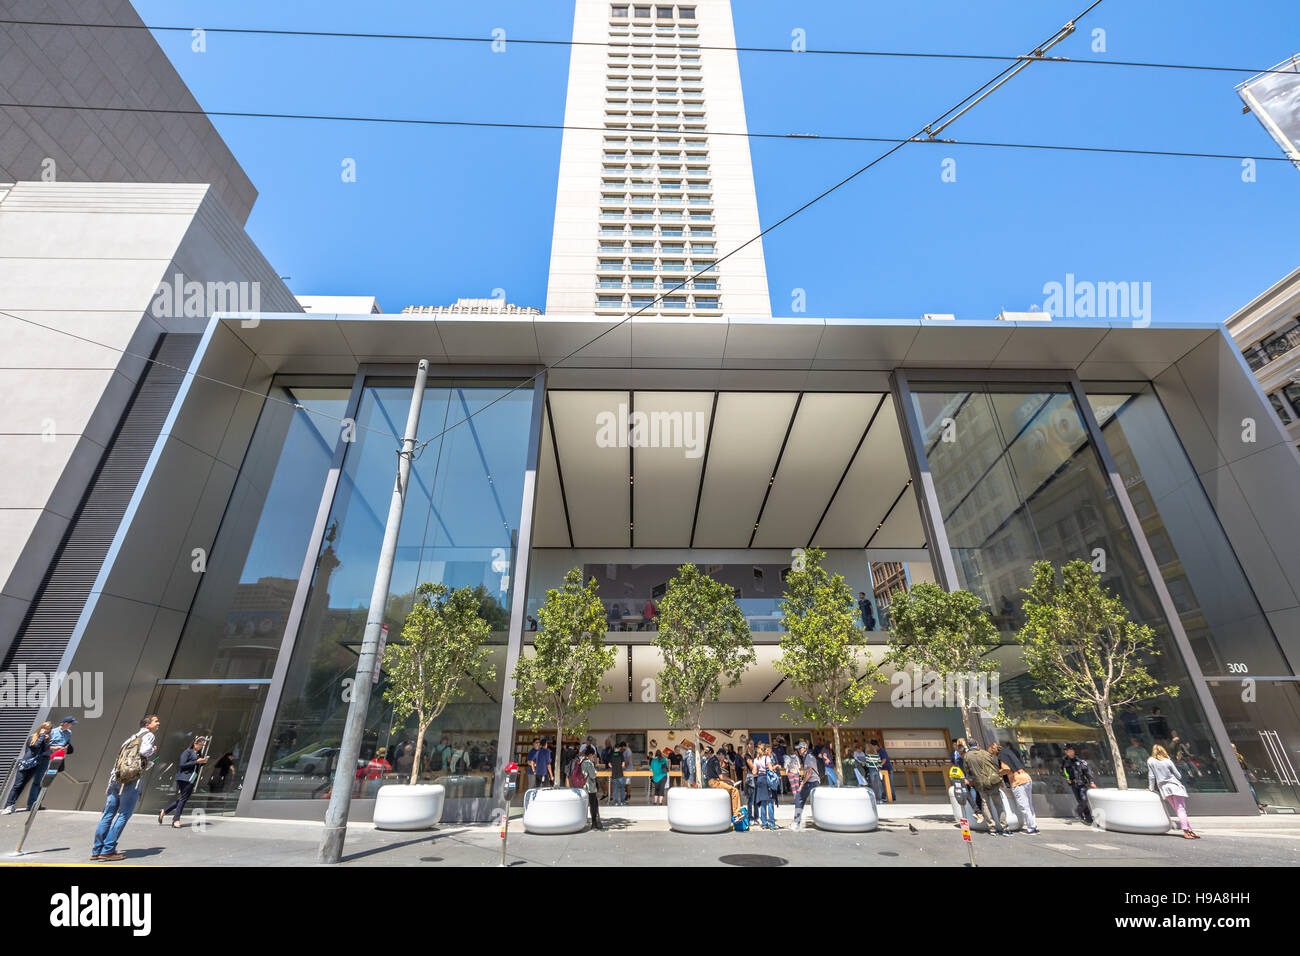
[733,807,749,831]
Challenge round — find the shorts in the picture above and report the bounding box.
[653,778,666,796]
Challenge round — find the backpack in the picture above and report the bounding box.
[568,757,586,789]
[733,807,749,831]
[114,732,146,784]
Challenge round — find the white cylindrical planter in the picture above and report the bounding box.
[522,788,589,835]
[667,786,733,833]
[373,784,445,830]
[948,786,1021,832]
[1087,788,1171,834]
[810,786,878,832]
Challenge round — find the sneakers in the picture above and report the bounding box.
[0,806,13,815]
[1025,827,1040,834]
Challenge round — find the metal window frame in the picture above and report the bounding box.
[237,363,545,818]
[892,367,1258,813]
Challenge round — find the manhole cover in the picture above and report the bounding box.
[719,853,788,867]
[876,851,899,857]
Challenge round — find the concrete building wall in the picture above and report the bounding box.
[0,0,257,224]
[0,181,298,664]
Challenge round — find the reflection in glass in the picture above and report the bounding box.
[256,379,534,802]
[911,384,1231,793]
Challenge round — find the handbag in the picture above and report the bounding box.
[17,756,37,771]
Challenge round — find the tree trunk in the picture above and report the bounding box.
[831,725,843,788]
[556,711,564,788]
[956,680,975,743]
[1101,707,1127,790]
[410,719,427,786]
[694,721,703,788]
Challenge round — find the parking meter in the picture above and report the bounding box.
[499,762,519,867]
[949,765,976,867]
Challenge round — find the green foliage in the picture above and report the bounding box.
[885,582,999,740]
[1016,560,1178,789]
[776,549,886,780]
[510,568,617,750]
[653,565,754,781]
[381,582,495,783]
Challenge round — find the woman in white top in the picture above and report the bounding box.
[1147,744,1198,839]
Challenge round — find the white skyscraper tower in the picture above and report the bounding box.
[545,0,772,318]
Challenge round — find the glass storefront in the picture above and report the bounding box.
[910,383,1232,793]
[143,383,353,812]
[255,377,534,802]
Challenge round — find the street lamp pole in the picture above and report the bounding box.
[318,358,429,865]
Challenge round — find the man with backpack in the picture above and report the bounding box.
[963,741,1011,836]
[91,714,159,861]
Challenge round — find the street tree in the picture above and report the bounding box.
[381,582,494,784]
[886,582,999,743]
[776,548,887,785]
[653,564,754,787]
[1016,559,1178,789]
[511,568,617,785]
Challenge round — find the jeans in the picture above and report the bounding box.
[92,780,142,856]
[972,787,1006,831]
[5,761,48,811]
[163,779,195,822]
[853,767,866,787]
[868,768,883,801]
[610,777,626,805]
[586,790,602,830]
[757,798,775,828]
[793,781,817,825]
[1011,780,1037,830]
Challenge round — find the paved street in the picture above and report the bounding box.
[3,804,1297,867]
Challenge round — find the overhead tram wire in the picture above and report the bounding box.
[405,0,1110,448]
[0,1,1155,455]
[0,102,1288,165]
[0,17,1294,78]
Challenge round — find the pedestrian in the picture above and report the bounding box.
[1147,744,1198,839]
[992,741,1037,834]
[208,751,235,792]
[160,735,208,828]
[610,740,627,806]
[875,738,894,802]
[650,750,669,805]
[641,597,657,631]
[1060,743,1097,825]
[573,744,602,831]
[818,745,839,788]
[1233,744,1265,811]
[702,746,742,818]
[790,740,820,831]
[680,740,696,787]
[91,714,159,862]
[527,738,552,790]
[963,742,1010,836]
[861,743,884,800]
[753,744,779,829]
[3,721,53,814]
[851,744,868,787]
[857,591,875,630]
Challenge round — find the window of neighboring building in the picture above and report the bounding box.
[679,5,696,17]
[634,5,651,16]
[692,278,717,290]
[612,4,629,16]
[1284,383,1300,415]
[694,296,719,309]
[1268,391,1294,424]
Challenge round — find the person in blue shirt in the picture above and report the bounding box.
[527,738,552,790]
[873,739,895,802]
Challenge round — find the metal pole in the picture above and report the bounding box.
[318,358,429,865]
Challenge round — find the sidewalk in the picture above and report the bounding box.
[2,804,1296,867]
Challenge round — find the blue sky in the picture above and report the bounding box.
[135,0,1300,322]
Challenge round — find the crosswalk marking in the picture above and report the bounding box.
[1086,843,1121,850]
[1043,842,1074,852]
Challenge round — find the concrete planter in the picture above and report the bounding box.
[373,783,445,830]
[810,786,878,832]
[667,786,733,833]
[522,787,589,835]
[1087,788,1171,834]
[948,785,1021,832]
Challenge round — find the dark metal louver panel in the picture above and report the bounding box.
[0,334,200,784]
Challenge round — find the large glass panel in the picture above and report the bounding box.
[1089,387,1291,678]
[256,378,534,802]
[1205,678,1300,810]
[149,384,351,809]
[912,383,1231,793]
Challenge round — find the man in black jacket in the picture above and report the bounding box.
[1061,744,1097,824]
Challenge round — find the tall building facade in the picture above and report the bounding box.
[545,0,771,318]
[1227,265,1300,449]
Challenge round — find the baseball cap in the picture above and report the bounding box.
[59,716,78,724]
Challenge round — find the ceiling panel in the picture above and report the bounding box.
[547,390,631,547]
[533,410,571,547]
[692,392,799,547]
[752,393,878,547]
[870,486,926,549]
[813,393,912,548]
[631,391,716,547]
